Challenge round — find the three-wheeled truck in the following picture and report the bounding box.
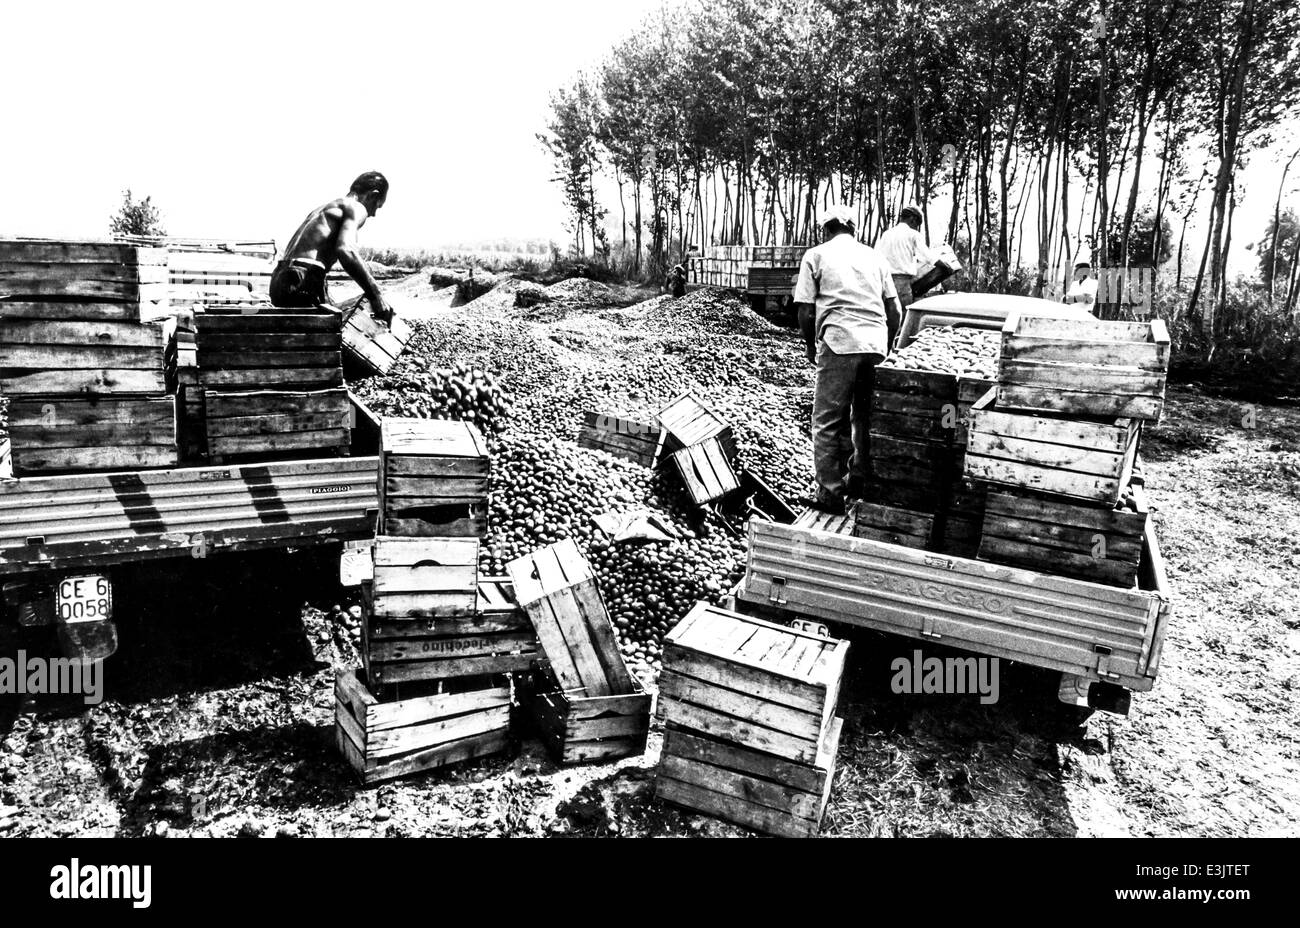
[728,292,1174,715]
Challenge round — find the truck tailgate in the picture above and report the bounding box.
[739,517,1172,691]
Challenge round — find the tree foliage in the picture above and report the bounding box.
[109,189,166,237]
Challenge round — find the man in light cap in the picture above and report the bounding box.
[272,171,394,323]
[793,204,901,514]
[1065,257,1098,308]
[876,204,931,310]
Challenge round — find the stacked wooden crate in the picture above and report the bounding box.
[655,602,847,837]
[193,305,348,461]
[0,239,176,474]
[963,312,1168,588]
[510,538,651,764]
[657,393,740,507]
[577,411,661,467]
[338,417,525,784]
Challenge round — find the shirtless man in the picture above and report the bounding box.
[271,171,393,323]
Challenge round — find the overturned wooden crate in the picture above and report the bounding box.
[193,305,343,391]
[7,395,177,474]
[578,411,660,467]
[363,575,537,685]
[378,418,489,537]
[202,388,351,460]
[964,388,1140,505]
[342,302,413,376]
[508,538,651,764]
[997,312,1170,422]
[656,392,736,457]
[655,602,847,836]
[334,668,512,786]
[978,482,1149,588]
[669,436,740,506]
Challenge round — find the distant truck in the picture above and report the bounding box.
[728,293,1173,717]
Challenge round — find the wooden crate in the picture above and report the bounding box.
[507,538,637,697]
[378,418,489,537]
[868,434,955,510]
[978,483,1149,588]
[851,501,935,550]
[518,664,651,764]
[656,393,736,456]
[658,602,848,764]
[965,389,1140,505]
[669,436,739,505]
[342,305,413,376]
[956,375,996,446]
[0,303,167,396]
[362,576,537,685]
[997,312,1170,422]
[8,395,177,474]
[870,366,958,445]
[334,668,511,786]
[203,388,350,459]
[656,717,841,838]
[577,411,660,467]
[791,508,854,535]
[0,240,168,308]
[369,535,479,620]
[193,305,343,391]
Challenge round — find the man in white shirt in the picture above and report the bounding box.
[875,205,930,309]
[794,206,901,513]
[1065,259,1099,309]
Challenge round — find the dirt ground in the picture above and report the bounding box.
[2,273,1297,838]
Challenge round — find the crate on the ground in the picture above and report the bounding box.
[0,301,167,396]
[368,535,479,625]
[517,664,651,764]
[202,388,350,459]
[377,417,489,537]
[851,501,935,550]
[508,538,649,763]
[342,303,413,376]
[658,601,847,764]
[193,305,343,391]
[978,482,1148,588]
[334,667,512,785]
[965,388,1140,505]
[0,239,168,310]
[362,575,536,685]
[997,312,1170,422]
[7,395,177,474]
[669,436,740,506]
[656,392,736,457]
[657,717,842,838]
[577,411,660,467]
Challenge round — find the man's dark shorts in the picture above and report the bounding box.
[269,260,330,308]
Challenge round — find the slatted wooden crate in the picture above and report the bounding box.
[978,483,1149,588]
[0,240,169,311]
[656,393,736,456]
[577,411,660,467]
[378,418,489,537]
[369,535,479,621]
[203,388,350,459]
[0,302,167,396]
[851,501,935,550]
[334,668,512,785]
[965,389,1140,505]
[870,366,958,445]
[956,375,996,446]
[791,507,854,535]
[997,312,1170,422]
[508,538,650,763]
[8,395,177,474]
[342,304,413,376]
[518,664,651,764]
[658,602,847,765]
[193,305,343,391]
[868,435,955,510]
[657,718,841,838]
[362,576,537,685]
[669,436,740,505]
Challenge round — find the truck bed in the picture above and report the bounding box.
[737,512,1172,692]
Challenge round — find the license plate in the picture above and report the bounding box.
[55,574,113,624]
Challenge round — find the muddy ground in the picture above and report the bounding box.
[1,273,1297,838]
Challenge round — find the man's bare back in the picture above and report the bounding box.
[271,172,392,322]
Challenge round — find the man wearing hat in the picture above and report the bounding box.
[793,205,901,514]
[876,204,931,310]
[272,171,394,323]
[1066,257,1098,308]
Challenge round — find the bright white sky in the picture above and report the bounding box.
[2,0,1296,264]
